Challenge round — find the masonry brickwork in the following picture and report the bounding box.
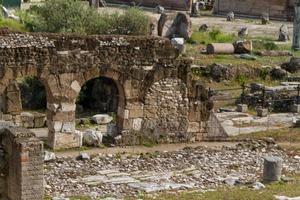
[0,127,44,200]
[0,31,212,149]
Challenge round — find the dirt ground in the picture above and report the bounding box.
[98,5,294,39]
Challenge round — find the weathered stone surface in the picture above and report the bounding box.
[278,24,289,42]
[92,114,113,125]
[270,67,288,80]
[233,40,252,54]
[0,32,210,149]
[0,127,43,200]
[83,129,103,147]
[281,57,300,73]
[256,107,268,117]
[263,156,283,182]
[238,27,248,37]
[44,151,56,162]
[199,24,209,32]
[20,112,35,128]
[171,37,185,53]
[261,13,270,24]
[158,12,192,39]
[227,11,234,21]
[207,43,235,54]
[5,81,22,114]
[236,104,248,113]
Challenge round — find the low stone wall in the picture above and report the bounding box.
[0,127,44,200]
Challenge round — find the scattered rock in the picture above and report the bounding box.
[238,27,248,38]
[263,156,283,182]
[224,176,239,186]
[199,24,209,32]
[281,57,300,73]
[235,54,256,60]
[274,195,300,200]
[191,2,200,17]
[92,114,113,125]
[261,13,270,25]
[252,182,265,190]
[171,38,185,53]
[76,153,90,161]
[233,40,252,54]
[156,5,165,14]
[83,129,103,147]
[52,197,70,200]
[270,67,288,80]
[227,11,235,21]
[44,151,56,162]
[158,12,192,39]
[278,24,289,42]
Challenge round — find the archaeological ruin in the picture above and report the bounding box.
[0,30,213,149]
[0,127,44,200]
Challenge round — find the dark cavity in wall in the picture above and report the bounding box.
[76,77,119,117]
[18,76,47,111]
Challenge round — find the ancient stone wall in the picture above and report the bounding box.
[106,0,192,11]
[0,31,212,149]
[0,127,44,200]
[214,0,293,20]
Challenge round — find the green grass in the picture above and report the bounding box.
[136,176,300,200]
[0,18,27,32]
[187,29,236,45]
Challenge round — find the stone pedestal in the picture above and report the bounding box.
[263,156,283,182]
[256,107,268,117]
[236,104,248,113]
[291,104,300,113]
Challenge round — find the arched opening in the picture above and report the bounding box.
[17,76,47,131]
[18,76,47,111]
[76,76,124,145]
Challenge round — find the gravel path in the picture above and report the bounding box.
[45,141,300,199]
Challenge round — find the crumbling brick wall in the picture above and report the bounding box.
[214,0,293,20]
[0,127,44,200]
[0,31,212,149]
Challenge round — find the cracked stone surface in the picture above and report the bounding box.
[44,142,300,199]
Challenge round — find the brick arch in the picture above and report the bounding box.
[76,68,126,131]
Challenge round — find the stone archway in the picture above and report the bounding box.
[76,75,125,137]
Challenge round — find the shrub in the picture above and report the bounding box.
[19,0,150,35]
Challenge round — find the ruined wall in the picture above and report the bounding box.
[0,31,212,149]
[214,0,293,20]
[106,0,192,11]
[0,127,44,200]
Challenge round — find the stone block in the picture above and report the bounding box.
[129,109,144,118]
[92,114,113,124]
[33,113,46,128]
[237,104,248,113]
[2,114,12,121]
[132,118,143,131]
[187,122,200,133]
[20,112,34,128]
[60,103,76,112]
[291,104,300,113]
[256,107,268,117]
[263,156,283,182]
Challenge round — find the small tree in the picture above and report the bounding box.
[20,0,150,35]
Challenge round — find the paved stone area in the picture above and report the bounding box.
[214,112,299,136]
[45,142,300,199]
